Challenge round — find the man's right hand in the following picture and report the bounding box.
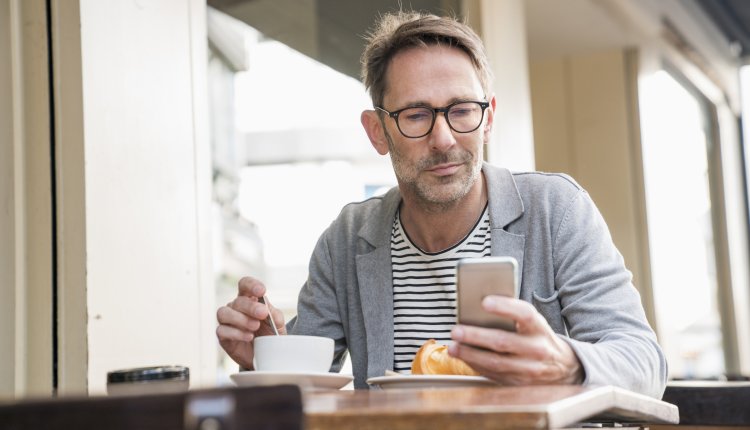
[216,276,287,369]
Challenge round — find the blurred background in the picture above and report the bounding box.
[2,0,750,397]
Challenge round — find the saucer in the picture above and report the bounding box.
[367,374,496,389]
[230,371,353,390]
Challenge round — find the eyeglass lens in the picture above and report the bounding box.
[397,102,485,138]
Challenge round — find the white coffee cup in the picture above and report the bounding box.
[253,335,334,373]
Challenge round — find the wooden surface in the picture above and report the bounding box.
[0,385,303,430]
[304,385,679,430]
[661,381,750,426]
[0,384,681,430]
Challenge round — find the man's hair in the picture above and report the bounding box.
[360,11,492,107]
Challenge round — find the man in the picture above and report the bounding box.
[216,11,667,398]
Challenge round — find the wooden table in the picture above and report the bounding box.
[0,384,679,430]
[304,385,679,430]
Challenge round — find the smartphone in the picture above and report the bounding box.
[456,256,519,331]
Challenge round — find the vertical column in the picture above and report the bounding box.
[74,0,213,394]
[465,0,536,171]
[0,0,55,398]
[529,50,656,326]
[0,0,19,398]
[187,0,217,389]
[50,0,87,394]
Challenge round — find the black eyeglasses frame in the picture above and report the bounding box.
[375,100,490,139]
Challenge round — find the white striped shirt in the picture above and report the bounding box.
[391,205,491,373]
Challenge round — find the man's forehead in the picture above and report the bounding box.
[382,45,484,107]
[388,44,473,69]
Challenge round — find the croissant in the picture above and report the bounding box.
[411,339,479,376]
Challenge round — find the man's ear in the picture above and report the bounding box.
[361,110,390,155]
[483,95,497,144]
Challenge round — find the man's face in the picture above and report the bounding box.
[379,45,492,209]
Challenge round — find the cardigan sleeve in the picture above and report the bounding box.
[553,189,668,399]
[286,228,349,373]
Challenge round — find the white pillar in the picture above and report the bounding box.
[55,0,214,394]
[467,0,536,171]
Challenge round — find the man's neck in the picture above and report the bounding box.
[399,174,487,253]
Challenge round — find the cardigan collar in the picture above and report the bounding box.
[356,162,524,247]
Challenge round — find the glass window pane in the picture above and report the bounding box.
[208,10,396,384]
[640,70,724,379]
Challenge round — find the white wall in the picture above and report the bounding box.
[70,0,214,394]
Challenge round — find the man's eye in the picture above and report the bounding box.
[403,110,432,122]
[450,105,478,117]
[450,108,472,117]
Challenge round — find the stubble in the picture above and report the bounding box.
[384,129,482,213]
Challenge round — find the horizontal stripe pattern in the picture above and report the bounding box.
[392,205,491,373]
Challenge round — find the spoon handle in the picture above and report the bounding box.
[259,296,280,336]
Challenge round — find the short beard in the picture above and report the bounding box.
[384,128,482,213]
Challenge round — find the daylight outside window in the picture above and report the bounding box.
[207,10,395,384]
[639,69,724,379]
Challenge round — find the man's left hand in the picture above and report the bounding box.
[448,295,584,385]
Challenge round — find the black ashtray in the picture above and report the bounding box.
[107,365,189,396]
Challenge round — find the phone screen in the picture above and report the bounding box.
[456,257,518,331]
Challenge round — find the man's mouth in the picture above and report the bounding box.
[426,162,462,176]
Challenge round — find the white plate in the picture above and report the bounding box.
[230,371,353,391]
[367,374,496,389]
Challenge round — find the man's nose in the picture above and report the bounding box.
[428,114,456,150]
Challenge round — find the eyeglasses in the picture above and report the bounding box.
[375,100,490,139]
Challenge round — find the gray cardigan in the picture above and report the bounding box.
[287,163,667,398]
